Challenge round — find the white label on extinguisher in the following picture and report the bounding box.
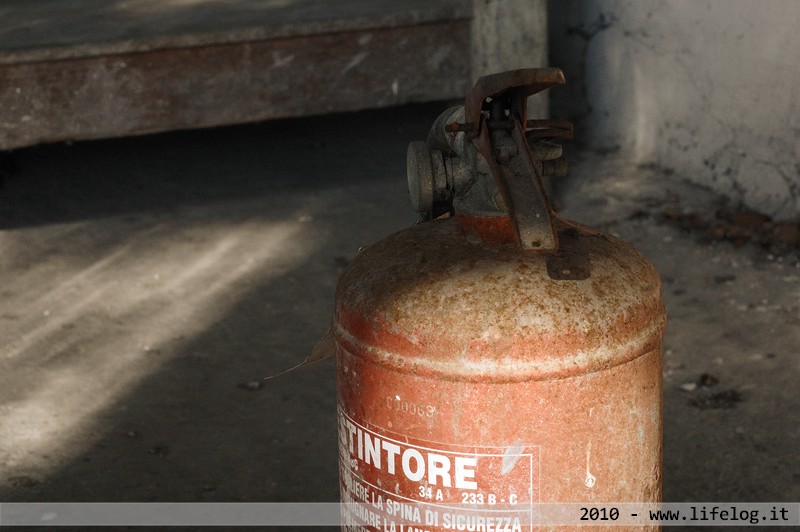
[338,407,538,531]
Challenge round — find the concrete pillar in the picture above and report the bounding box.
[471,0,550,117]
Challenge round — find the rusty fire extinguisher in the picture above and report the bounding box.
[335,69,666,530]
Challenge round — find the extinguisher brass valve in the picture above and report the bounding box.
[407,68,573,251]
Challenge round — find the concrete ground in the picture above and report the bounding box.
[0,104,797,519]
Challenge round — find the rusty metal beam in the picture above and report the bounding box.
[0,21,470,150]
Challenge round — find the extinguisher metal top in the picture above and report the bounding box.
[334,217,666,383]
[408,68,574,254]
[344,68,666,383]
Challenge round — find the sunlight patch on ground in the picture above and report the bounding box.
[0,211,312,478]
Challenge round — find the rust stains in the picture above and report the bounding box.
[334,216,666,383]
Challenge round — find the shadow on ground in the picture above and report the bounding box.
[0,103,441,509]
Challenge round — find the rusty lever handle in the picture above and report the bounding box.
[466,68,566,252]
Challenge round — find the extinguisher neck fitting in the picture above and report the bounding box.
[406,68,573,253]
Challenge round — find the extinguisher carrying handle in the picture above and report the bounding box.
[459,68,566,253]
[462,68,566,137]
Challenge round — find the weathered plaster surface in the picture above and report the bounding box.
[550,0,800,218]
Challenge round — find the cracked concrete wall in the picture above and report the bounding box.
[549,0,800,219]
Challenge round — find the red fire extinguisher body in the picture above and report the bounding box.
[336,218,665,530]
[334,68,665,531]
